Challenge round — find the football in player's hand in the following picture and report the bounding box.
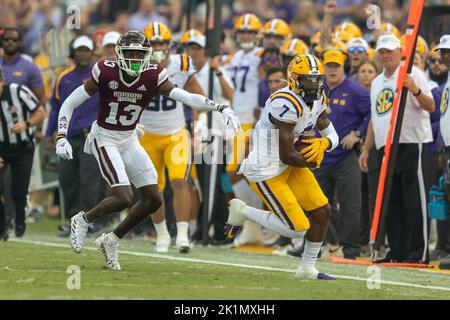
[294,136,317,168]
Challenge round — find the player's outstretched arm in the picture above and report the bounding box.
[55,78,98,160]
[158,79,241,132]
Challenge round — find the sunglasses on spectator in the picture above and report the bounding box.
[2,37,20,42]
[429,57,443,64]
[348,46,366,54]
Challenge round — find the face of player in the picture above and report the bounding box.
[357,62,377,90]
[324,62,345,87]
[74,46,93,68]
[377,48,401,72]
[268,71,287,93]
[413,52,425,71]
[123,49,147,71]
[150,41,169,63]
[263,34,284,49]
[236,30,257,50]
[2,29,21,56]
[299,75,324,101]
[429,52,449,75]
[440,50,450,69]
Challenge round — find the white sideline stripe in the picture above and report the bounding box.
[11,239,450,292]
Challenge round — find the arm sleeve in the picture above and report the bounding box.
[57,85,91,135]
[92,62,101,84]
[168,87,223,112]
[319,121,339,151]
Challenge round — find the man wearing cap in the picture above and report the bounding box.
[101,31,121,60]
[44,35,102,236]
[359,34,435,263]
[426,44,449,90]
[346,37,370,79]
[312,48,370,259]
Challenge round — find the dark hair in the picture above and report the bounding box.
[266,66,285,78]
[356,60,379,74]
[2,27,23,41]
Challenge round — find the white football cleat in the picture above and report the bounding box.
[70,211,91,254]
[224,199,247,240]
[176,236,191,254]
[295,266,336,280]
[155,232,171,253]
[95,233,121,270]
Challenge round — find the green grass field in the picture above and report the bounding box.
[1,218,450,300]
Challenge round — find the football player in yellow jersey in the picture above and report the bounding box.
[140,22,205,253]
[225,54,339,280]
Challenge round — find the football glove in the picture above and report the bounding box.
[56,137,73,160]
[300,137,330,167]
[221,106,241,133]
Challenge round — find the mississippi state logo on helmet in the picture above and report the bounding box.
[143,22,172,63]
[287,54,325,102]
[234,14,262,50]
[115,30,153,77]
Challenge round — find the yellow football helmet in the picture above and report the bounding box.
[336,21,362,38]
[333,30,353,44]
[234,13,262,50]
[281,38,309,67]
[400,35,429,58]
[180,29,204,45]
[374,22,401,40]
[287,54,325,102]
[262,18,291,38]
[144,22,172,63]
[234,13,262,32]
[313,39,348,56]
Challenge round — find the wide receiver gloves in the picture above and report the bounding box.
[300,137,330,168]
[56,134,73,160]
[221,106,240,133]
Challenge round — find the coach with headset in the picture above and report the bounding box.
[44,35,101,236]
[0,66,46,240]
[312,48,371,259]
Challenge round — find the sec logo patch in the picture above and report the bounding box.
[108,80,119,90]
[376,88,395,115]
[441,88,449,115]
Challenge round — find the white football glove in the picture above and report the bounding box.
[56,138,73,160]
[221,106,241,133]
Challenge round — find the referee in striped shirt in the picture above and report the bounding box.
[0,66,46,240]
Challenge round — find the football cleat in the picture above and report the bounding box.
[176,238,192,254]
[224,199,247,240]
[155,232,171,253]
[95,233,121,271]
[295,266,336,280]
[70,211,91,254]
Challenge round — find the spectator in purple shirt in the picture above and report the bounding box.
[44,36,102,237]
[314,49,371,259]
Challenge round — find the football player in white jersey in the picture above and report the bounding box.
[225,54,339,280]
[223,14,266,234]
[140,22,205,253]
[55,31,240,270]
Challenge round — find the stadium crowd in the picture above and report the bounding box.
[0,0,450,267]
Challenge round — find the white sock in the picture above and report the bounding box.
[154,220,170,237]
[301,241,323,269]
[109,232,120,242]
[245,206,305,239]
[176,221,189,240]
[232,180,263,209]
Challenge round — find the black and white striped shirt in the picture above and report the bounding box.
[0,83,39,144]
